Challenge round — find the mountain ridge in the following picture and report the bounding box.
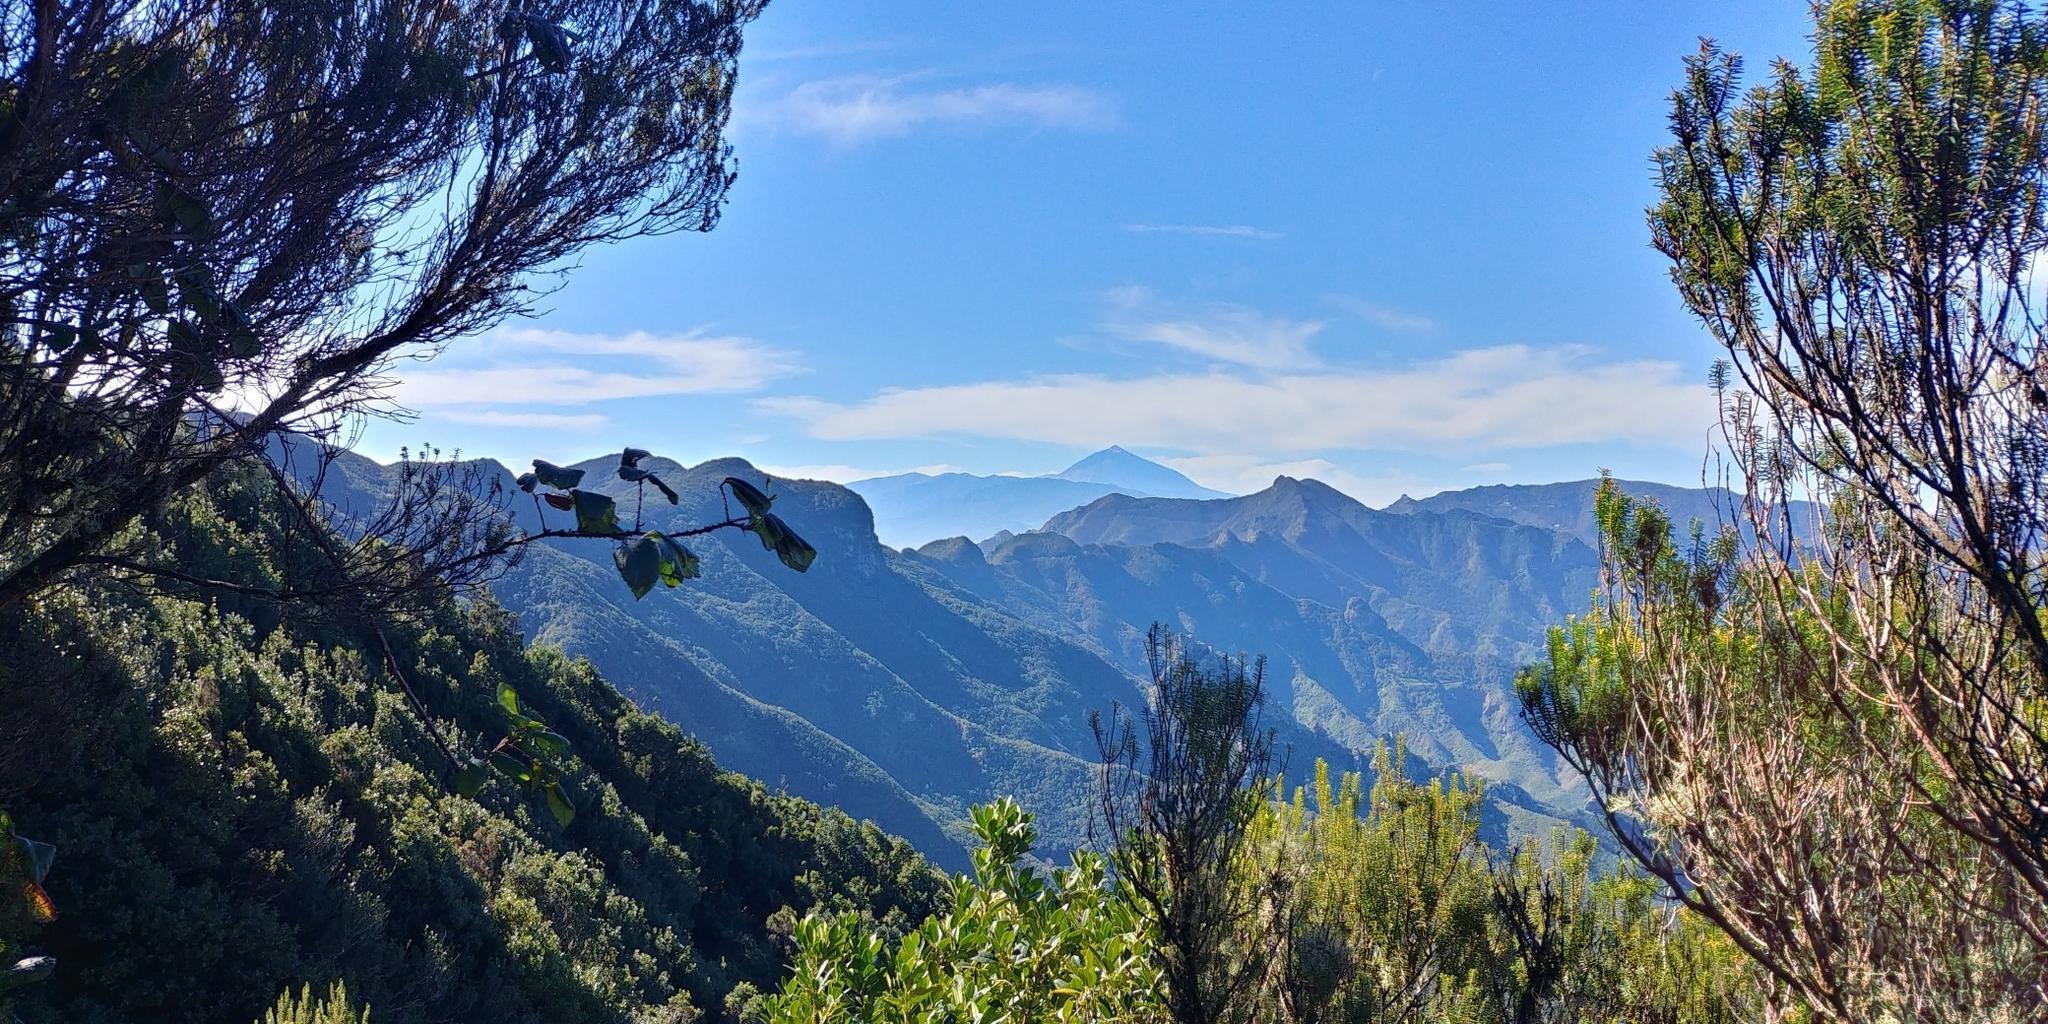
[300,447,1746,869]
[848,446,1230,548]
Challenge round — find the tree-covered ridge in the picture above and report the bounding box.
[0,468,942,1024]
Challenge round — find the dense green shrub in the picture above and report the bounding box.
[261,982,369,1024]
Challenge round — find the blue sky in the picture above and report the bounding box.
[363,1,1813,505]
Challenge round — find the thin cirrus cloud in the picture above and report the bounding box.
[759,345,1717,455]
[1122,223,1282,241]
[440,409,611,433]
[1330,296,1438,334]
[391,327,801,409]
[1100,287,1326,370]
[745,74,1117,145]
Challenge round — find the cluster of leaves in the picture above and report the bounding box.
[0,469,942,1024]
[513,450,813,602]
[752,799,1163,1023]
[450,684,577,827]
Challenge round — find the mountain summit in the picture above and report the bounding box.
[1052,446,1232,500]
[848,446,1232,548]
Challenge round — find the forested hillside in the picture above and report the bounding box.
[0,470,941,1024]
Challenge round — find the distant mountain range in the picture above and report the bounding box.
[849,446,1230,548]
[306,447,1774,868]
[1386,477,1815,549]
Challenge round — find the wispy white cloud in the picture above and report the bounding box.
[1122,223,1281,241]
[441,409,610,432]
[1331,296,1437,333]
[1101,287,1326,370]
[746,74,1116,145]
[759,345,1716,455]
[393,327,800,407]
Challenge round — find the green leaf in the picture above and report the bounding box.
[543,782,577,827]
[724,476,774,516]
[646,473,679,505]
[489,750,533,784]
[571,489,620,533]
[516,472,538,492]
[750,513,818,572]
[497,682,522,716]
[618,465,652,482]
[619,447,652,470]
[16,835,55,885]
[613,533,662,598]
[651,532,701,584]
[531,459,584,489]
[451,758,488,797]
[528,730,571,757]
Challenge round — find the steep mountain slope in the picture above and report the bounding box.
[1019,479,1602,808]
[488,455,1150,867]
[3,469,941,1024]
[1052,445,1231,499]
[848,446,1230,548]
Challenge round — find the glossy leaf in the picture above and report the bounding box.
[544,782,577,827]
[646,473,679,505]
[571,489,620,533]
[531,459,584,489]
[753,513,818,572]
[488,750,532,784]
[528,730,571,757]
[651,532,701,584]
[724,476,774,517]
[614,533,662,598]
[0,955,54,993]
[497,682,522,716]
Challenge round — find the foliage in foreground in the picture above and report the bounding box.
[755,799,1161,1023]
[0,470,942,1024]
[760,746,1764,1024]
[1519,0,2048,1019]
